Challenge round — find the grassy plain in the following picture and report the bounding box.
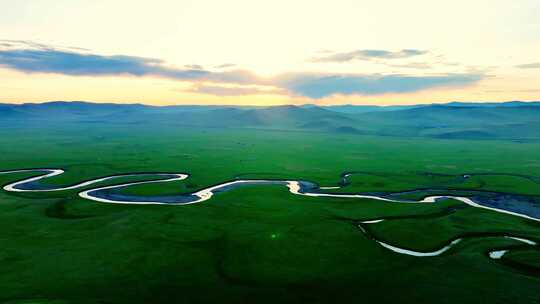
[0,123,539,303]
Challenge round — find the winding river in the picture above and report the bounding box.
[1,168,538,222]
[1,168,538,265]
[357,220,537,260]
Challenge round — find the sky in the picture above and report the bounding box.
[0,0,539,106]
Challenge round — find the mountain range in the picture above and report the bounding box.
[2,101,540,140]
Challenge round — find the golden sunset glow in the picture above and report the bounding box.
[1,0,539,105]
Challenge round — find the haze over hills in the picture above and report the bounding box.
[2,101,540,140]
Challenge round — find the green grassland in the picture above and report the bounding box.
[0,123,539,304]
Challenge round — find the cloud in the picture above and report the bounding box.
[184,64,204,69]
[0,48,171,76]
[313,49,428,62]
[0,39,90,52]
[204,69,261,85]
[386,62,432,69]
[189,84,280,96]
[276,73,483,98]
[0,41,484,99]
[215,63,236,69]
[516,62,540,69]
[0,43,260,84]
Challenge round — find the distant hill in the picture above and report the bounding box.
[354,104,540,138]
[321,101,540,113]
[444,101,540,108]
[166,105,355,130]
[1,101,540,140]
[322,104,420,113]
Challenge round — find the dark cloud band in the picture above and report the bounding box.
[313,49,428,62]
[276,73,483,98]
[0,42,482,99]
[516,62,540,69]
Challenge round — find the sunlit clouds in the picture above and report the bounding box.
[1,0,539,105]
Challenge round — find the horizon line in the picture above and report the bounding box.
[1,99,540,108]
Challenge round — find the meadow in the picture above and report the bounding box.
[0,123,539,303]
